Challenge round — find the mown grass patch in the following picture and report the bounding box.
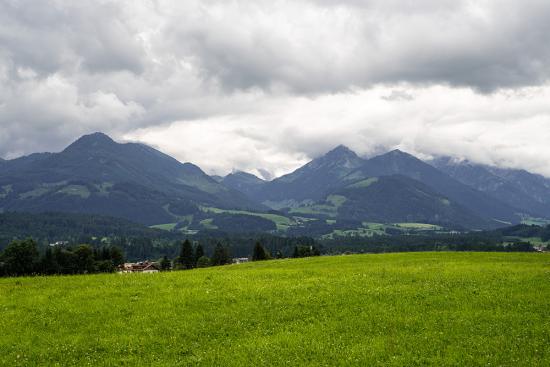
[150,222,177,231]
[57,185,91,198]
[347,177,379,188]
[199,218,218,229]
[0,252,548,366]
[289,204,337,217]
[394,222,442,230]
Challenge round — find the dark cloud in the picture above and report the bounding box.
[162,1,550,93]
[0,1,146,76]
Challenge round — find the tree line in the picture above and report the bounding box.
[0,239,124,277]
[0,236,322,277]
[159,240,321,271]
[1,227,538,277]
[167,240,232,270]
[320,232,536,253]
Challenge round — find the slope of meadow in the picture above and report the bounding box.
[1,252,549,366]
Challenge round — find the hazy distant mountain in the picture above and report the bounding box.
[344,150,521,225]
[253,145,365,207]
[0,133,262,224]
[488,167,550,204]
[221,171,265,197]
[431,157,550,217]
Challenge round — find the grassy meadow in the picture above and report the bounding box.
[1,252,549,366]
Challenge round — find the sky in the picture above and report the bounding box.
[1,0,550,179]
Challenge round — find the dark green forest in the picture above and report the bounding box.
[0,212,543,277]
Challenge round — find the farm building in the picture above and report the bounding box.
[118,261,160,273]
[233,257,250,264]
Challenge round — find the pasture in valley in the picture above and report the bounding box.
[1,252,549,366]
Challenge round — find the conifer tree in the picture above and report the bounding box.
[160,255,171,271]
[194,243,204,266]
[211,242,230,266]
[74,244,95,274]
[40,246,59,275]
[110,246,124,266]
[178,239,194,269]
[252,241,268,261]
[101,247,110,261]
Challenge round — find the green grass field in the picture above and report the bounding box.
[1,252,549,366]
[521,216,550,226]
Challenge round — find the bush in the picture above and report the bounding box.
[1,239,39,276]
[196,256,211,268]
[96,260,115,273]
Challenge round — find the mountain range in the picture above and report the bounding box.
[0,133,262,224]
[1,132,549,233]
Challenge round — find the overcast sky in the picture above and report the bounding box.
[1,0,550,178]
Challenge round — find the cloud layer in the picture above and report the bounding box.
[1,0,550,177]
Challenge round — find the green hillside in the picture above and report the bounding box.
[1,252,548,366]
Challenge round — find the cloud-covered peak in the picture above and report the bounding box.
[324,145,358,159]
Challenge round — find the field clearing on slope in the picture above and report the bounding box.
[200,206,294,230]
[320,222,444,239]
[394,222,443,230]
[521,216,550,226]
[1,252,549,366]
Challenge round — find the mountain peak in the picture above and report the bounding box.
[377,149,421,163]
[221,170,265,197]
[271,144,364,190]
[77,132,115,144]
[325,144,356,157]
[316,145,362,166]
[308,145,363,171]
[387,148,411,157]
[63,132,117,152]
